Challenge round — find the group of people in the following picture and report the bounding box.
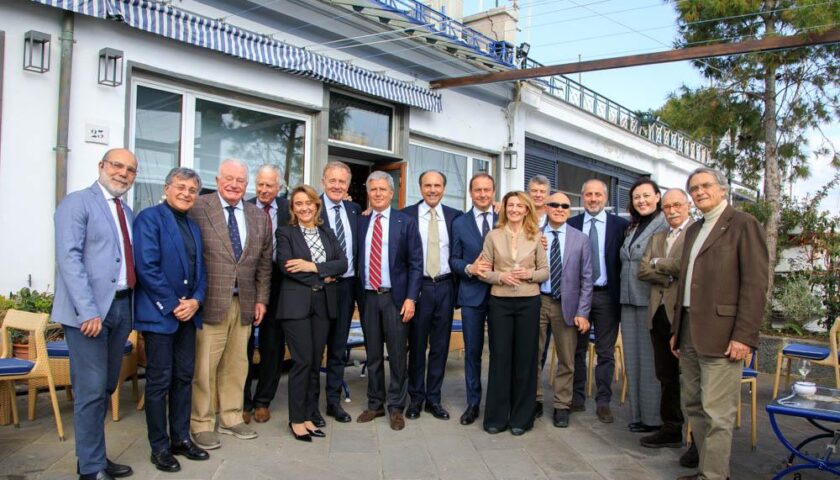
[52,147,767,480]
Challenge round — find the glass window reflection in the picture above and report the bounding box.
[329,93,393,151]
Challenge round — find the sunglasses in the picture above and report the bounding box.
[546,202,571,209]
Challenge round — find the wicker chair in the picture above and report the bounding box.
[0,310,65,440]
[585,329,627,405]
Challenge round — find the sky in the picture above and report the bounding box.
[461,0,840,214]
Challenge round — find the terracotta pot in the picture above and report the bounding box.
[12,342,29,359]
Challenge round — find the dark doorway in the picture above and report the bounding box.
[346,161,371,208]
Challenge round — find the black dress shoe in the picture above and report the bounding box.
[406,402,423,419]
[289,422,312,442]
[533,401,544,419]
[326,403,352,423]
[510,427,527,436]
[171,440,209,461]
[306,427,327,438]
[570,402,585,413]
[553,409,570,428]
[460,405,479,425]
[628,422,660,433]
[484,425,507,434]
[424,403,450,420]
[105,459,133,478]
[150,450,181,473]
[79,471,115,480]
[310,410,326,428]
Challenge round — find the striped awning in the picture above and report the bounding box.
[32,0,443,112]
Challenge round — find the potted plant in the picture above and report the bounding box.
[0,288,59,359]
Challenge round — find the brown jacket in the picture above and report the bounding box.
[672,205,768,357]
[189,193,273,326]
[637,219,694,329]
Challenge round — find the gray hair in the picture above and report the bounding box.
[528,174,550,189]
[366,170,394,191]
[686,167,729,193]
[663,188,690,202]
[164,167,202,190]
[218,158,249,177]
[256,164,284,186]
[323,161,352,180]
[581,178,609,196]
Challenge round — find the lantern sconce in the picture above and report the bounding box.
[23,30,51,73]
[503,145,518,170]
[98,48,124,87]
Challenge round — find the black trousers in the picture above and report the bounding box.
[245,273,286,411]
[361,291,409,413]
[484,295,540,431]
[143,321,196,453]
[282,290,330,423]
[650,304,683,429]
[573,290,619,406]
[322,277,358,406]
[408,278,455,405]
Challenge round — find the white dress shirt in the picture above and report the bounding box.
[582,210,608,287]
[97,182,131,290]
[418,202,450,276]
[364,207,391,289]
[218,193,247,247]
[540,223,567,295]
[473,207,493,235]
[323,195,355,277]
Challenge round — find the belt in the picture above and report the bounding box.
[114,289,132,300]
[366,287,392,295]
[593,285,609,292]
[423,273,452,283]
[311,285,324,292]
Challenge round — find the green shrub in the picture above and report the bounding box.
[775,276,826,334]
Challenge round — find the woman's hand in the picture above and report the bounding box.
[285,259,318,273]
[510,266,533,281]
[499,271,521,286]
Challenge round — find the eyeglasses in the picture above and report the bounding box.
[102,159,138,175]
[662,202,686,210]
[546,202,571,209]
[688,182,718,194]
[169,184,199,196]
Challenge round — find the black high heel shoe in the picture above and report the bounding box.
[306,427,326,438]
[289,422,312,442]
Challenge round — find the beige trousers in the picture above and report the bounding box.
[191,298,252,433]
[679,311,742,480]
[536,295,579,409]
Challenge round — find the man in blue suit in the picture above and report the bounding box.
[355,171,423,431]
[537,192,593,428]
[449,172,496,425]
[567,179,629,423]
[53,148,138,480]
[403,170,461,421]
[134,168,209,472]
[319,161,361,424]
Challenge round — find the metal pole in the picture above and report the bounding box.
[55,11,73,206]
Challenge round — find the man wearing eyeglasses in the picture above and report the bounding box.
[53,148,138,480]
[535,192,593,428]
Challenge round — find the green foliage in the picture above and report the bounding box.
[774,275,826,330]
[0,288,56,344]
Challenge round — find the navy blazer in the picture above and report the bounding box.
[248,196,290,232]
[133,202,208,334]
[319,196,361,262]
[567,211,629,305]
[356,209,423,308]
[450,208,497,308]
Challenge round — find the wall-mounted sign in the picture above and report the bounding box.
[85,124,109,145]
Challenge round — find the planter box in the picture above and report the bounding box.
[759,333,837,387]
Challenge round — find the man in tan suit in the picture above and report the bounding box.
[637,189,693,452]
[189,158,273,450]
[671,167,768,480]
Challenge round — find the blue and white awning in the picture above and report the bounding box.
[32,0,443,112]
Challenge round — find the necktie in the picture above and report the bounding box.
[665,228,680,256]
[427,208,440,278]
[333,205,347,252]
[262,204,273,232]
[113,198,135,289]
[226,205,243,262]
[589,218,601,281]
[369,214,383,290]
[550,231,562,300]
[481,212,490,239]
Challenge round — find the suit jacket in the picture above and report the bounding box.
[247,196,290,234]
[356,209,423,308]
[189,193,273,326]
[568,212,629,305]
[619,213,669,307]
[672,205,769,357]
[248,196,290,319]
[53,182,135,327]
[637,218,695,328]
[276,225,347,320]
[319,195,361,269]
[133,202,208,333]
[450,208,498,307]
[546,225,594,325]
[480,228,549,298]
[401,200,462,260]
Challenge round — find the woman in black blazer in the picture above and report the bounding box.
[277,185,348,442]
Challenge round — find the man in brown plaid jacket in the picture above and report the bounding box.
[189,158,273,450]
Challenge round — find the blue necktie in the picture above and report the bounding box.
[333,205,347,252]
[550,231,562,300]
[481,212,490,239]
[589,218,601,281]
[226,205,243,262]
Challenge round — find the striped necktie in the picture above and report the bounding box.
[369,214,383,290]
[550,230,562,300]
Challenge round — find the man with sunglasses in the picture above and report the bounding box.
[535,192,593,428]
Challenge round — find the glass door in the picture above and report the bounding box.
[373,162,406,210]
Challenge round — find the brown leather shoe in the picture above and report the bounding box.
[254,407,270,423]
[242,410,252,424]
[389,411,405,431]
[356,408,386,423]
[596,405,614,423]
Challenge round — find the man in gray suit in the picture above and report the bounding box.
[536,192,593,428]
[53,148,138,480]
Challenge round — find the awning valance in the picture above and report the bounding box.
[32,0,443,112]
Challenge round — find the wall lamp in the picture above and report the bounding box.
[98,48,124,87]
[503,145,518,170]
[23,30,51,73]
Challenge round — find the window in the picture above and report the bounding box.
[329,92,393,151]
[407,143,492,210]
[130,81,309,212]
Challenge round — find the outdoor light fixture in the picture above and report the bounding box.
[638,111,657,127]
[503,145,518,170]
[23,30,51,73]
[98,48,124,86]
[516,42,530,59]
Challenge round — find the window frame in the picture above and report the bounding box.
[327,89,396,155]
[408,139,494,211]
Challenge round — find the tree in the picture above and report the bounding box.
[668,0,840,303]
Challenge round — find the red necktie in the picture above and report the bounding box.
[113,198,136,289]
[369,214,383,290]
[262,203,273,232]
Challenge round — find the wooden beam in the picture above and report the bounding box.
[430,29,840,89]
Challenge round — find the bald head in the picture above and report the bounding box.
[545,191,572,228]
